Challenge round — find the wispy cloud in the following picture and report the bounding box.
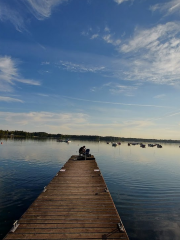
[164,110,180,118]
[59,60,105,73]
[117,22,180,85]
[150,0,180,16]
[114,0,131,4]
[0,96,23,103]
[82,26,121,46]
[120,22,179,53]
[153,94,166,99]
[36,93,49,97]
[0,1,25,32]
[0,56,40,92]
[104,26,110,32]
[109,84,137,96]
[90,87,97,92]
[103,34,121,46]
[24,0,67,20]
[91,34,99,39]
[62,96,171,108]
[0,110,156,137]
[89,82,137,96]
[81,27,92,36]
[100,82,137,96]
[41,61,50,65]
[0,111,88,133]
[0,0,67,31]
[85,22,180,86]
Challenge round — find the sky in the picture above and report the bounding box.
[0,0,180,139]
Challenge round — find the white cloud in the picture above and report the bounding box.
[62,96,170,108]
[0,56,40,92]
[117,22,180,85]
[89,82,137,96]
[84,27,121,47]
[153,94,166,99]
[109,84,137,96]
[0,0,67,31]
[114,0,131,4]
[103,34,121,46]
[0,111,88,133]
[0,2,25,32]
[24,0,67,20]
[150,0,180,16]
[59,61,105,73]
[120,22,179,53]
[104,27,110,32]
[101,82,137,96]
[37,93,49,97]
[41,61,50,65]
[0,110,156,137]
[0,96,23,103]
[90,87,97,92]
[91,34,99,39]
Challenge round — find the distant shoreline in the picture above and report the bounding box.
[0,129,180,144]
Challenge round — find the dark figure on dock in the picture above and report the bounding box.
[79,146,86,155]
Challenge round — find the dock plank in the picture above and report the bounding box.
[4,156,129,240]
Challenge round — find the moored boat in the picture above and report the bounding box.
[112,142,117,147]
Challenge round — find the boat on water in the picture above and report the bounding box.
[140,143,146,148]
[157,144,162,148]
[148,144,156,147]
[112,142,118,147]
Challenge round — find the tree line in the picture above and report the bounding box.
[0,129,180,143]
[0,130,121,141]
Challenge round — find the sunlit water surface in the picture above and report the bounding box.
[0,139,180,240]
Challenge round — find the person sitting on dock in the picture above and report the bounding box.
[79,146,86,155]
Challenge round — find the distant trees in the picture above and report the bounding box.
[0,129,121,141]
[0,129,180,143]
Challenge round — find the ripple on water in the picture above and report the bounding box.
[1,140,180,240]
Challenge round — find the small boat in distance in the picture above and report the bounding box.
[112,142,117,147]
[140,143,146,148]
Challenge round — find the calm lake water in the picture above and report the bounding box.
[0,139,180,240]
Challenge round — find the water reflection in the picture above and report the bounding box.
[0,139,180,240]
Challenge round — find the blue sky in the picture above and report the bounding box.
[0,0,180,139]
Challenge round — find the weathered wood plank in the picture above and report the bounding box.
[4,156,129,240]
[18,223,120,229]
[19,218,122,224]
[14,228,124,234]
[26,208,118,214]
[5,232,127,239]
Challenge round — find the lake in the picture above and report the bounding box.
[0,139,180,240]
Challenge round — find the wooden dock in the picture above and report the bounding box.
[4,155,129,240]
